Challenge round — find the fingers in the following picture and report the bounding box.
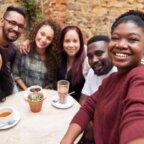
[19,44,29,54]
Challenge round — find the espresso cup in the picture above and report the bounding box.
[0,107,14,123]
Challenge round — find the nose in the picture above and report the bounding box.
[13,25,19,31]
[41,36,47,42]
[116,39,128,49]
[92,55,99,63]
[69,41,74,47]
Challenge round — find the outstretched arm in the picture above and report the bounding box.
[0,54,2,70]
[127,139,144,144]
[60,123,82,144]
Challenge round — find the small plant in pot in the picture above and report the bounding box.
[27,92,44,113]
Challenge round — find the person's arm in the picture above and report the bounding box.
[79,93,89,106]
[60,123,82,144]
[16,39,30,54]
[127,139,144,144]
[120,70,144,144]
[15,78,27,90]
[12,52,27,90]
[0,54,2,70]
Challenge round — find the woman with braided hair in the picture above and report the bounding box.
[61,10,144,144]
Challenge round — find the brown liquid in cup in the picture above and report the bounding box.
[0,111,11,117]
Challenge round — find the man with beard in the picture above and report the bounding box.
[78,35,117,144]
[0,6,26,101]
[80,35,117,106]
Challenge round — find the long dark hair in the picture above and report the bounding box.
[59,26,85,86]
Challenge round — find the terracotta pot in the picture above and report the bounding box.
[27,92,44,113]
[27,98,44,113]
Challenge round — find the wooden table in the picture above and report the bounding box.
[0,89,81,144]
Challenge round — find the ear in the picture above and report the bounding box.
[0,18,4,26]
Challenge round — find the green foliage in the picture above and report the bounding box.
[28,92,43,102]
[23,0,43,26]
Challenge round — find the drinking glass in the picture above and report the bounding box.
[57,80,70,104]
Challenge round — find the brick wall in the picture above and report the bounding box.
[0,0,144,42]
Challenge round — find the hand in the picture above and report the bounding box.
[18,39,30,54]
[0,54,3,70]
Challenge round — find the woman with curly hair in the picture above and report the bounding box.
[13,19,61,90]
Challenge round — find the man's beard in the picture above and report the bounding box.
[94,63,113,76]
[2,27,15,43]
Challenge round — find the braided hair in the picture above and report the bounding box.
[111,10,144,33]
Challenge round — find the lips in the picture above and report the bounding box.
[112,51,132,61]
[92,62,103,72]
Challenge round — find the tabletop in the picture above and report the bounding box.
[0,89,82,144]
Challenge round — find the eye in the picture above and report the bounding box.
[95,51,104,57]
[128,37,139,43]
[87,54,93,60]
[111,36,119,41]
[64,39,70,43]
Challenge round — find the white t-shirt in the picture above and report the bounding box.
[82,66,117,96]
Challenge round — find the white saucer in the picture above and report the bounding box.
[0,108,20,130]
[24,89,47,100]
[51,96,74,109]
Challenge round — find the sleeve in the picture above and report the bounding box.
[71,90,99,130]
[12,52,22,81]
[120,72,144,144]
[81,69,92,96]
[82,56,90,78]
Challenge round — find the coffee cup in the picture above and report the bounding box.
[0,107,14,123]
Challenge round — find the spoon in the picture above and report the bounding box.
[0,120,15,128]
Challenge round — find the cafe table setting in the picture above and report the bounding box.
[0,84,82,144]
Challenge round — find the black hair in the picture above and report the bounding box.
[87,35,110,45]
[111,10,144,33]
[3,5,26,19]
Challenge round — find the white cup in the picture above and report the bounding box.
[0,107,14,123]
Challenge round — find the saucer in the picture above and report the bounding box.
[51,96,74,109]
[0,107,20,130]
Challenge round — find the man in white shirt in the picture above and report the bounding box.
[80,35,117,105]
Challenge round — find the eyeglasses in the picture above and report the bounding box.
[4,17,24,31]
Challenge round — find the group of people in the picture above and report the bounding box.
[1,5,144,144]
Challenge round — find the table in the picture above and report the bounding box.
[0,89,82,144]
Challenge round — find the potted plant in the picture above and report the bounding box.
[27,92,44,113]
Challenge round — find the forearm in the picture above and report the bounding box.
[127,138,144,144]
[15,78,27,90]
[79,94,89,106]
[61,123,82,144]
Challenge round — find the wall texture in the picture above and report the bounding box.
[0,0,144,42]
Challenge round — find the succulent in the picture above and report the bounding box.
[28,92,43,102]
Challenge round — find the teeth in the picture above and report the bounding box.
[115,53,127,58]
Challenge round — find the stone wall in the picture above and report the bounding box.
[0,0,144,42]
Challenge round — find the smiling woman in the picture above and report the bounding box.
[58,26,86,102]
[12,19,61,90]
[60,10,144,144]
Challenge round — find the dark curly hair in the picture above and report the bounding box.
[111,10,144,33]
[28,19,61,89]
